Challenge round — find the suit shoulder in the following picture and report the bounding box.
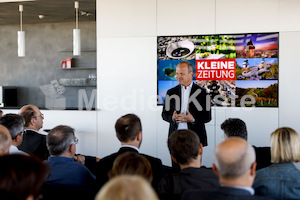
[166,85,180,94]
[141,154,162,164]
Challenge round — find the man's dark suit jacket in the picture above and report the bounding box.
[158,167,219,200]
[253,146,272,170]
[162,83,211,146]
[182,186,273,200]
[18,129,49,160]
[95,146,165,193]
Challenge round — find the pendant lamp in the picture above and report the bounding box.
[73,1,81,56]
[18,4,25,57]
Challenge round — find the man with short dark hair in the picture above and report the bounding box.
[182,137,271,200]
[221,118,247,140]
[18,105,49,160]
[0,114,27,155]
[95,113,165,193]
[220,118,271,170]
[158,129,219,200]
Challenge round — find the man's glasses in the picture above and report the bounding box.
[33,113,44,119]
[74,138,78,144]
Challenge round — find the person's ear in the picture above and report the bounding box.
[136,131,142,142]
[212,163,219,177]
[199,143,203,156]
[171,154,178,164]
[69,143,76,154]
[250,162,257,177]
[30,117,35,126]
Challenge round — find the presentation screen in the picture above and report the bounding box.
[157,32,279,107]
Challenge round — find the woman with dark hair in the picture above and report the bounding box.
[0,154,48,200]
[109,151,153,183]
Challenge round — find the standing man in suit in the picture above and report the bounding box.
[162,61,211,147]
[158,129,219,200]
[182,137,271,200]
[18,105,49,160]
[95,113,165,193]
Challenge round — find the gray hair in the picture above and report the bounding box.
[214,144,255,179]
[0,114,25,139]
[46,125,75,156]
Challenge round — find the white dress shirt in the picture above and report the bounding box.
[9,145,28,156]
[178,82,193,130]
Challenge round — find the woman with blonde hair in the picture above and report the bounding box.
[95,175,159,200]
[253,127,300,200]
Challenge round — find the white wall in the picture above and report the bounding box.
[96,0,300,167]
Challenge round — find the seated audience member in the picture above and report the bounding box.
[95,113,165,193]
[158,129,219,200]
[0,109,3,117]
[0,125,12,156]
[0,154,48,200]
[43,125,96,200]
[95,175,159,200]
[18,105,49,160]
[182,137,271,200]
[221,118,272,170]
[253,127,300,200]
[18,104,100,173]
[109,151,153,183]
[44,125,95,186]
[0,114,28,155]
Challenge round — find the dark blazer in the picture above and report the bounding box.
[182,186,273,200]
[158,167,219,200]
[162,83,211,146]
[253,146,272,170]
[18,129,49,160]
[95,146,165,193]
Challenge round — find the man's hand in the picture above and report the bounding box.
[174,110,195,123]
[73,154,85,164]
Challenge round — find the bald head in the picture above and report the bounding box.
[19,105,43,130]
[0,125,12,155]
[214,137,255,179]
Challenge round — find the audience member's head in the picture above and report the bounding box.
[95,175,159,200]
[109,151,153,182]
[47,125,77,158]
[19,105,44,131]
[270,127,300,163]
[213,137,256,186]
[168,129,202,168]
[115,114,142,148]
[0,125,11,156]
[0,114,25,147]
[221,118,248,140]
[0,154,48,200]
[0,109,3,118]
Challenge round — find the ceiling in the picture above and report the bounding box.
[0,0,96,25]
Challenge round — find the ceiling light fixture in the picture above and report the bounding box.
[18,4,25,57]
[73,1,80,56]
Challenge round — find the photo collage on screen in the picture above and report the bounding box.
[157,33,279,107]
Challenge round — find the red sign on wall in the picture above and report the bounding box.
[196,59,236,81]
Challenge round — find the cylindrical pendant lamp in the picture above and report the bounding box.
[18,5,25,57]
[73,1,81,56]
